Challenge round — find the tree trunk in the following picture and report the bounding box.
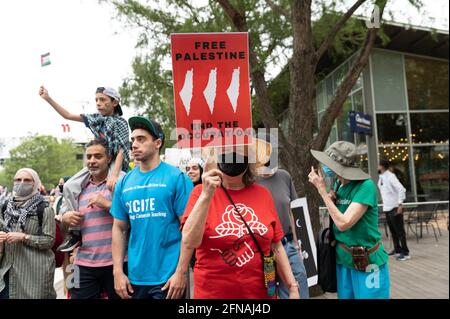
[286,0,325,296]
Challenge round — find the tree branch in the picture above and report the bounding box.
[265,0,290,18]
[314,0,367,65]
[215,0,246,31]
[178,0,201,25]
[313,0,387,151]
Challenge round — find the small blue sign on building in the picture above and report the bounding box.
[349,111,372,135]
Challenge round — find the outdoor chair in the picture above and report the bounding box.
[378,206,389,238]
[406,203,441,242]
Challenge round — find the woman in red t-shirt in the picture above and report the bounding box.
[181,142,300,299]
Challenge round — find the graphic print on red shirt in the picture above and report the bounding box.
[181,184,284,299]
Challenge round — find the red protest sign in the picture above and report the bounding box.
[171,32,253,148]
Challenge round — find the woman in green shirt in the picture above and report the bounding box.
[308,141,390,299]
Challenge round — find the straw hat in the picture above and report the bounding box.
[201,138,272,168]
[310,141,370,180]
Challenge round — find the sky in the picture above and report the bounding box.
[0,0,138,142]
[0,0,448,143]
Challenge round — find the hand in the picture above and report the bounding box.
[62,211,84,227]
[114,272,134,299]
[5,232,26,244]
[308,166,327,194]
[39,85,50,100]
[396,205,404,215]
[201,156,223,199]
[289,287,300,299]
[161,270,187,299]
[69,247,79,264]
[88,194,110,210]
[0,231,7,243]
[328,190,337,203]
[106,174,119,191]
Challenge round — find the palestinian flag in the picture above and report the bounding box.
[41,52,51,67]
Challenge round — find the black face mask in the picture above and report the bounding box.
[218,153,249,177]
[59,185,64,192]
[377,170,382,175]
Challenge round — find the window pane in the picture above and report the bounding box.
[333,62,349,91]
[352,74,363,92]
[371,50,408,111]
[376,113,408,144]
[337,97,354,143]
[316,81,325,112]
[414,146,449,201]
[352,90,364,113]
[410,113,449,144]
[405,56,449,110]
[327,125,338,147]
[379,146,413,198]
[326,77,334,105]
[356,138,368,173]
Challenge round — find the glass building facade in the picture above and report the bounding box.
[315,48,449,202]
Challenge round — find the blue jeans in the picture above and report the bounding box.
[131,283,168,299]
[277,241,309,299]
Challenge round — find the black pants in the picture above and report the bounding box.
[70,265,119,299]
[385,209,409,255]
[0,271,9,299]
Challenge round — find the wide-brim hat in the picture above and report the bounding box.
[201,138,272,168]
[311,141,370,180]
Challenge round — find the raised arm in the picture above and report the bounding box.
[182,164,222,249]
[308,167,367,232]
[39,86,83,122]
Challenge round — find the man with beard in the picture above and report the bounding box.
[111,117,194,299]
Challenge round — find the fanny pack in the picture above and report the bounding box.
[338,242,381,271]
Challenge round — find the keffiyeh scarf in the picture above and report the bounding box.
[2,193,44,232]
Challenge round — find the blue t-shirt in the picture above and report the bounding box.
[111,161,193,285]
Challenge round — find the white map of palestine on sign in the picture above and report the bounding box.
[179,67,241,115]
[179,68,194,115]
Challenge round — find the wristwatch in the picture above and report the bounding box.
[24,234,31,241]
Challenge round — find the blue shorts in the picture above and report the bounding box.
[336,263,390,299]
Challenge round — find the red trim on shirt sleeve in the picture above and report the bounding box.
[179,184,202,230]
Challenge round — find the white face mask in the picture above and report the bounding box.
[13,183,34,197]
[256,166,278,176]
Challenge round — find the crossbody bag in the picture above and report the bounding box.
[221,186,276,297]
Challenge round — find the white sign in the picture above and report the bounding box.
[291,197,318,287]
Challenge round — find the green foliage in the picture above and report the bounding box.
[104,0,425,134]
[1,136,84,190]
[0,170,8,188]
